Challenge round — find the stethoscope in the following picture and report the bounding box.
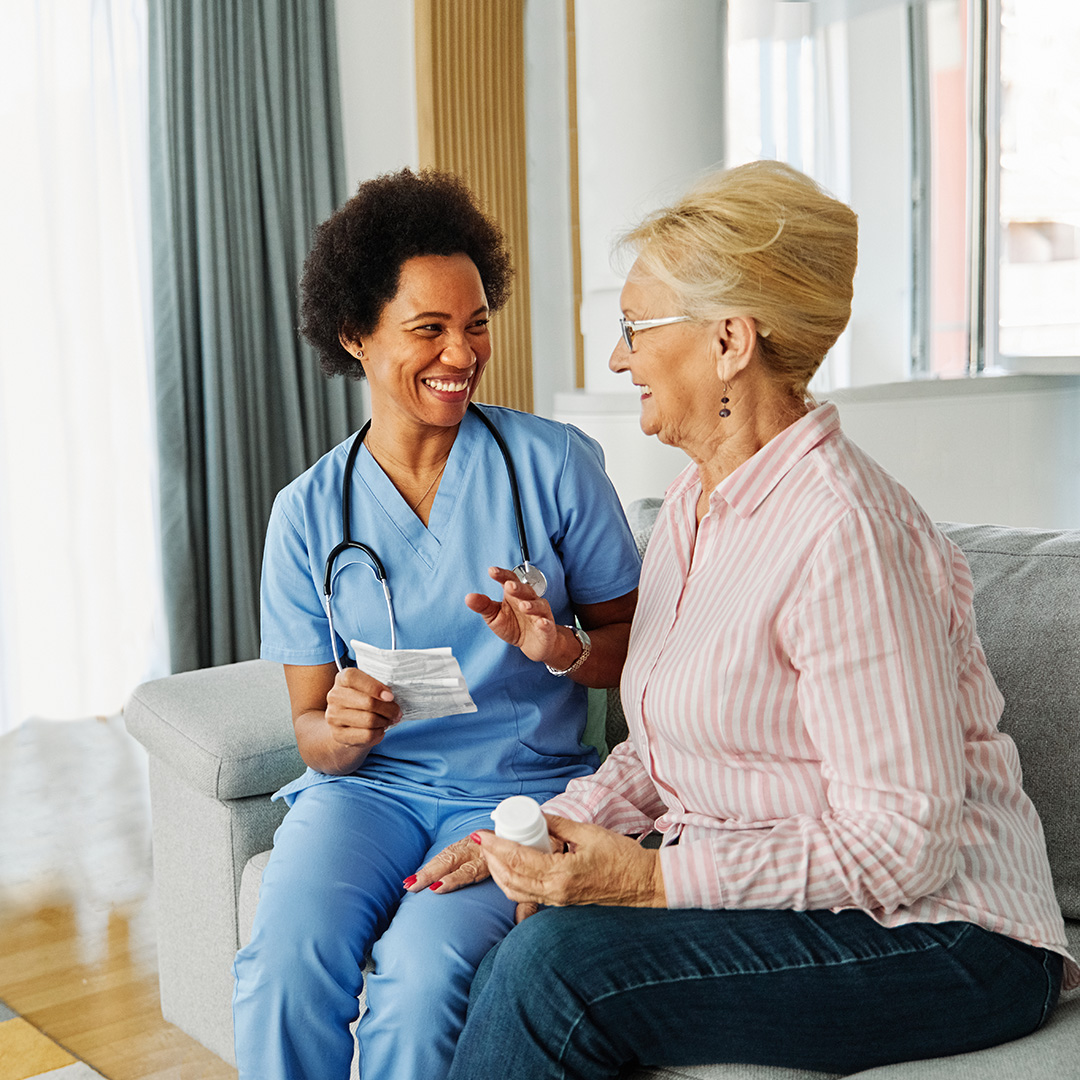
[322,402,548,670]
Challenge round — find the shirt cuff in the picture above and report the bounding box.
[659,840,727,910]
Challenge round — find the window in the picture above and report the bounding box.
[997,0,1080,359]
[0,0,164,734]
[920,0,968,376]
[725,0,1080,386]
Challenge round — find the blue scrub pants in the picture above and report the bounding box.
[232,779,558,1080]
[448,905,1064,1079]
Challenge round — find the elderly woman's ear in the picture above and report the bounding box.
[711,316,759,385]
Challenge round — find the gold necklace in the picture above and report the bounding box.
[362,434,452,513]
[408,457,449,511]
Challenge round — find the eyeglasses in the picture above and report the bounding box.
[619,315,692,352]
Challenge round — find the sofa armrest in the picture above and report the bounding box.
[124,659,302,801]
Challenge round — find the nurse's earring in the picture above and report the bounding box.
[719,382,731,418]
[338,330,364,361]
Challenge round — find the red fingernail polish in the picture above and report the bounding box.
[429,880,444,891]
[402,875,417,887]
[470,832,482,844]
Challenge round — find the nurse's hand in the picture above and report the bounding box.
[323,666,402,751]
[404,834,491,895]
[285,662,401,776]
[465,566,560,665]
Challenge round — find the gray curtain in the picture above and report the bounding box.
[149,0,366,672]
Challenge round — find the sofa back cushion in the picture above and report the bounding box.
[938,522,1080,919]
[616,501,1079,919]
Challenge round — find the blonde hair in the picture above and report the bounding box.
[619,160,858,402]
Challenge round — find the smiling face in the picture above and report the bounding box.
[352,253,492,435]
[609,262,718,449]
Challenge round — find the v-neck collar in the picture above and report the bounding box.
[351,409,484,570]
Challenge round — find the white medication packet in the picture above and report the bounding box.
[350,640,477,722]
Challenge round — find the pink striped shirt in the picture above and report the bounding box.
[546,403,1077,987]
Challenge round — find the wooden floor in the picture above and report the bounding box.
[0,715,236,1080]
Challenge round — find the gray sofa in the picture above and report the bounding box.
[125,502,1080,1078]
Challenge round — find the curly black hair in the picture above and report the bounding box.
[299,168,514,379]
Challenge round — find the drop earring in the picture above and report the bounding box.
[719,383,731,418]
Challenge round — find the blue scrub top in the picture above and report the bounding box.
[261,406,641,799]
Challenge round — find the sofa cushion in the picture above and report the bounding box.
[627,497,665,558]
[937,523,1080,919]
[624,1065,839,1079]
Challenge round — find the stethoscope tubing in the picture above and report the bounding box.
[322,403,540,669]
[469,404,532,567]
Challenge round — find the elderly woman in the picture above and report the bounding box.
[434,160,1077,1078]
[231,169,640,1080]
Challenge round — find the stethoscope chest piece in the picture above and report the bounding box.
[513,561,548,597]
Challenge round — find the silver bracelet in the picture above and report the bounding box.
[545,626,592,677]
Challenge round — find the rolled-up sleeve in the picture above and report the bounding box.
[544,737,667,836]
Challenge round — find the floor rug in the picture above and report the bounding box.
[0,1000,105,1080]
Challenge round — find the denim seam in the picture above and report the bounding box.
[1037,949,1055,1028]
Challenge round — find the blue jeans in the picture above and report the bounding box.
[447,906,1063,1079]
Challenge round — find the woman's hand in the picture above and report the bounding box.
[475,814,667,920]
[465,566,562,664]
[284,661,400,775]
[404,834,491,895]
[285,656,403,777]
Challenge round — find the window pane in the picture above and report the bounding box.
[0,0,164,729]
[726,2,916,389]
[998,0,1080,356]
[926,0,969,376]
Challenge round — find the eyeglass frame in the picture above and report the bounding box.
[619,315,692,352]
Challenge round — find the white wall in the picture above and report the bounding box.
[335,0,418,191]
[575,0,726,394]
[826,376,1080,529]
[334,0,418,422]
[335,8,1080,536]
[557,377,1080,530]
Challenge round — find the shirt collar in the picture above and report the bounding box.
[666,402,841,519]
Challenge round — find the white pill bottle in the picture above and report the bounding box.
[490,795,551,851]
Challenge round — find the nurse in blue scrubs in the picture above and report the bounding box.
[231,168,641,1080]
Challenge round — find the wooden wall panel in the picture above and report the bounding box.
[415,0,533,412]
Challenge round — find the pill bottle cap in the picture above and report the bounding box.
[491,795,548,848]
